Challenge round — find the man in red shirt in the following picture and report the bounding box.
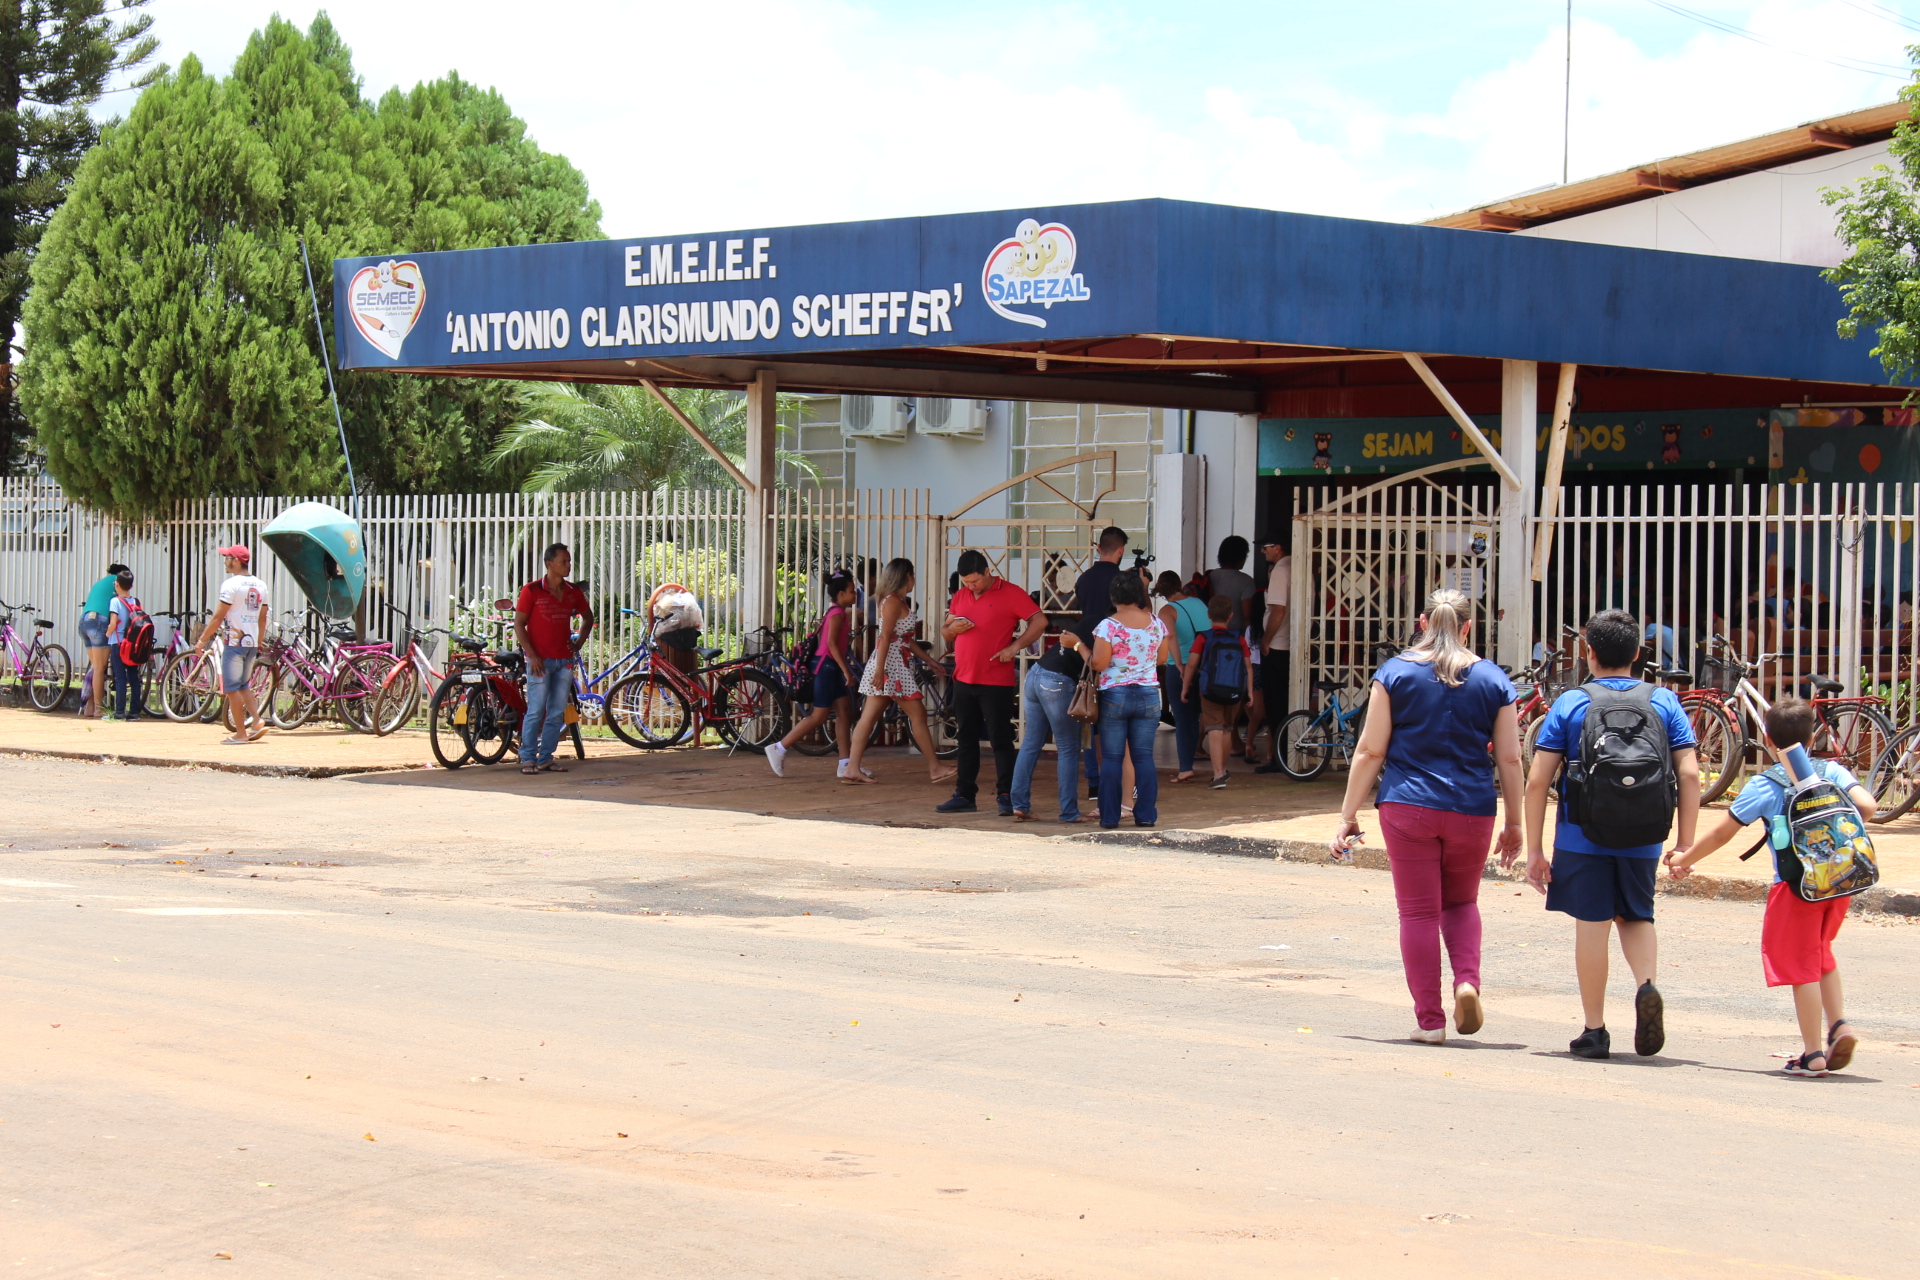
[937,549,1048,815]
[513,543,595,774]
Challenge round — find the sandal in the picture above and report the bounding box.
[840,772,879,785]
[1784,1050,1829,1078]
[1172,772,1197,783]
[1827,1020,1858,1072]
[219,734,254,746]
[927,769,957,785]
[541,762,568,772]
[1011,809,1034,822]
[520,765,541,775]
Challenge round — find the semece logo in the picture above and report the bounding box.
[348,259,425,360]
[982,218,1090,329]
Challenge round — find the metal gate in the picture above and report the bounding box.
[1290,461,1505,707]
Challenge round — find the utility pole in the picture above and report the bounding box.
[1564,0,1573,185]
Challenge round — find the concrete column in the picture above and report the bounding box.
[1497,360,1538,668]
[1233,413,1260,544]
[743,369,778,638]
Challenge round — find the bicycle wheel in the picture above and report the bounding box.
[158,648,218,722]
[464,682,516,765]
[428,677,472,769]
[372,664,422,736]
[1869,723,1920,823]
[606,672,692,748]
[223,661,278,733]
[269,667,319,729]
[713,668,788,752]
[1821,705,1895,783]
[25,643,71,711]
[1681,694,1745,806]
[1275,709,1331,780]
[919,672,960,759]
[336,653,395,733]
[787,697,839,756]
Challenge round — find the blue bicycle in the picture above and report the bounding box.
[1274,678,1369,780]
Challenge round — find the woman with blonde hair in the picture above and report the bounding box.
[842,557,956,786]
[1330,589,1525,1044]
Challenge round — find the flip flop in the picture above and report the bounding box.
[219,734,253,746]
[928,769,957,785]
[840,773,879,785]
[520,765,541,775]
[1172,772,1197,783]
[1011,810,1034,822]
[541,763,569,772]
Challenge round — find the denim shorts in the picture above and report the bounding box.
[220,643,258,694]
[79,613,110,648]
[812,659,850,706]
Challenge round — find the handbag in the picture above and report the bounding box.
[1068,670,1100,723]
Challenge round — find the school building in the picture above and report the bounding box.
[333,100,1919,712]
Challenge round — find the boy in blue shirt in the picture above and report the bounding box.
[1524,609,1700,1060]
[1664,698,1872,1077]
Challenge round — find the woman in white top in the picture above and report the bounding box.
[842,557,958,787]
[1063,569,1171,827]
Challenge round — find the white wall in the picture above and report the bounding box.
[1190,410,1256,567]
[1514,140,1890,268]
[846,402,1013,519]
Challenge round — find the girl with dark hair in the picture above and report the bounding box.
[1155,570,1206,783]
[78,562,130,718]
[1063,568,1171,827]
[767,571,859,779]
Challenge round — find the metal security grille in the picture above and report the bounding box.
[1290,474,1504,709]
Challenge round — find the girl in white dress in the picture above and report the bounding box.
[843,558,957,786]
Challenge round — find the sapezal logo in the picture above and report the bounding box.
[982,218,1090,329]
[347,259,425,360]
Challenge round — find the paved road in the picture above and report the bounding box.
[4,757,1917,1278]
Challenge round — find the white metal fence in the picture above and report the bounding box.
[1291,480,1920,728]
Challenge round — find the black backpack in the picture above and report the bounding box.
[118,598,156,666]
[1197,630,1247,704]
[1565,681,1676,848]
[785,618,825,699]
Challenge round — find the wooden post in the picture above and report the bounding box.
[1401,353,1522,492]
[1531,364,1579,582]
[743,369,778,639]
[1497,360,1538,667]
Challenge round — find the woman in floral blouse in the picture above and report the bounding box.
[1064,570,1172,827]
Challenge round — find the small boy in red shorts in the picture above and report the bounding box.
[1664,698,1871,1077]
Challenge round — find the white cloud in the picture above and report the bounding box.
[139,0,1917,233]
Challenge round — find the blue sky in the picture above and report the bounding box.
[138,1,1919,234]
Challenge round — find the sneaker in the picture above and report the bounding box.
[1087,783,1099,800]
[1634,980,1665,1057]
[1569,1027,1611,1059]
[996,793,1014,817]
[935,793,977,814]
[765,741,787,777]
[1410,1027,1446,1045]
[1453,984,1483,1036]
[1209,773,1229,789]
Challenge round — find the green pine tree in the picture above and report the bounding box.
[0,0,160,473]
[19,13,601,516]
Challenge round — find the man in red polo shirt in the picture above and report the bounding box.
[513,542,595,774]
[937,549,1048,815]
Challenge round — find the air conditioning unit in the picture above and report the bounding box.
[841,395,911,439]
[915,397,990,437]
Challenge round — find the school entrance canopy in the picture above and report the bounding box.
[332,197,1901,658]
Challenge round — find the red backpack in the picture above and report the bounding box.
[118,598,156,665]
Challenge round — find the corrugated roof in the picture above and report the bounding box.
[1424,100,1913,232]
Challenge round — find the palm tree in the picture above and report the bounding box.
[486,383,815,492]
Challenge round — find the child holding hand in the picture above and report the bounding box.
[1664,697,1872,1077]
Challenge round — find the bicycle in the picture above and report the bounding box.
[0,600,71,711]
[1273,678,1368,780]
[603,621,792,753]
[428,637,527,769]
[261,614,398,732]
[1869,722,1920,822]
[1681,637,1894,805]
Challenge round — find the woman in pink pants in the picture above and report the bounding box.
[1330,589,1526,1044]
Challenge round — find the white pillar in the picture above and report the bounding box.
[1497,360,1538,668]
[1233,413,1260,545]
[743,368,777,638]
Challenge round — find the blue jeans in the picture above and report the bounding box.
[1162,663,1198,772]
[1009,666,1083,821]
[111,649,146,719]
[519,658,573,765]
[1097,683,1161,828]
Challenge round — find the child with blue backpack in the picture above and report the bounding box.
[1180,595,1253,789]
[1665,697,1877,1078]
